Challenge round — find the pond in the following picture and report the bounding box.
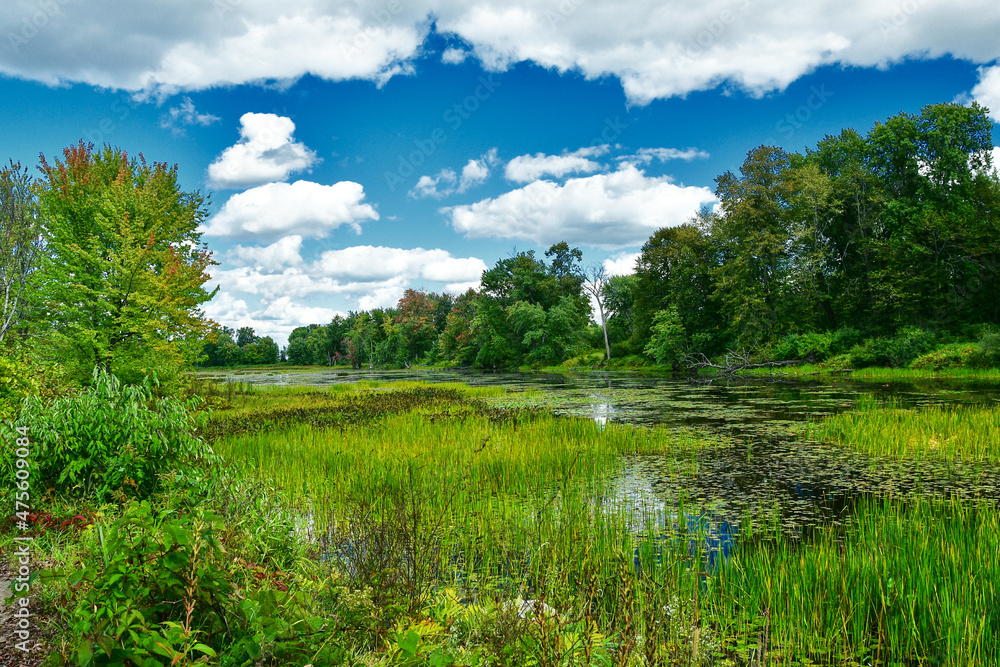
[199,367,1000,536]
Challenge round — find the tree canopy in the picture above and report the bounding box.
[35,143,216,384]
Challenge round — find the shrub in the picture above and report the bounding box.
[845,327,938,368]
[46,499,345,667]
[0,352,36,420]
[1,370,213,501]
[644,307,686,368]
[818,353,854,369]
[967,333,1000,368]
[771,334,803,361]
[910,343,977,370]
[882,326,938,367]
[771,328,862,363]
[110,340,186,396]
[829,327,864,355]
[846,338,890,368]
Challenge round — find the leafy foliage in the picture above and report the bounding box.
[47,498,347,667]
[35,143,216,385]
[0,160,42,345]
[2,370,212,501]
[644,306,687,367]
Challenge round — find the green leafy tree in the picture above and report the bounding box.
[395,289,439,364]
[36,143,216,385]
[236,326,259,348]
[437,289,478,365]
[475,245,590,366]
[644,306,687,368]
[711,146,796,346]
[0,161,41,345]
[633,220,721,355]
[603,273,638,355]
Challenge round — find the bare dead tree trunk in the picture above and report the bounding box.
[583,265,611,362]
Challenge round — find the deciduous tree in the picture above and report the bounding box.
[36,143,216,384]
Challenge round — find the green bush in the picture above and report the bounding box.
[910,343,978,370]
[883,326,938,367]
[110,341,186,397]
[818,352,854,369]
[772,328,862,363]
[2,370,213,501]
[644,306,686,367]
[846,338,889,368]
[0,352,36,420]
[829,327,864,355]
[967,332,1000,368]
[46,499,346,667]
[845,327,938,368]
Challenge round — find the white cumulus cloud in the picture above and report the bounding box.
[227,235,304,272]
[603,252,641,276]
[505,146,608,182]
[972,65,1000,122]
[409,170,458,199]
[159,97,220,136]
[441,47,471,65]
[256,296,342,327]
[444,164,717,249]
[315,246,487,282]
[3,1,1000,104]
[208,112,318,190]
[629,147,711,164]
[409,148,498,198]
[201,180,379,241]
[212,244,487,303]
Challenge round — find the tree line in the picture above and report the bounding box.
[3,103,1000,390]
[212,102,1000,370]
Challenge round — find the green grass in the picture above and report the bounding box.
[202,381,1000,664]
[33,377,1000,664]
[712,496,1000,665]
[808,395,1000,462]
[733,363,1000,381]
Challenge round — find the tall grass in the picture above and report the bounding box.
[850,366,1000,381]
[206,381,1000,665]
[808,395,1000,462]
[737,364,1000,381]
[712,496,1000,665]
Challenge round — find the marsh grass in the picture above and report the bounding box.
[712,496,1000,665]
[206,380,1000,665]
[735,364,1000,382]
[808,394,1000,462]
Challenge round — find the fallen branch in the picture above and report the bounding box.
[683,348,800,376]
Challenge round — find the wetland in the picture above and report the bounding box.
[198,367,1000,665]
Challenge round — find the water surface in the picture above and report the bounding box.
[201,367,1000,533]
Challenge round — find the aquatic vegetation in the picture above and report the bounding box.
[810,395,1000,462]
[204,380,1000,665]
[711,496,1000,665]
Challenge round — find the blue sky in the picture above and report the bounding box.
[2,1,999,345]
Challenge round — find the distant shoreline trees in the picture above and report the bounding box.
[6,104,997,381]
[197,102,1000,372]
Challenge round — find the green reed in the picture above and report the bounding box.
[808,394,1000,462]
[207,381,1000,665]
[711,495,1000,665]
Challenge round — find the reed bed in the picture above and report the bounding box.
[850,366,1000,382]
[712,496,1000,665]
[808,394,1000,462]
[209,381,1000,665]
[736,365,1000,382]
